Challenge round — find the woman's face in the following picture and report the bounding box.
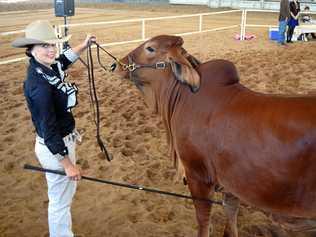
[32,44,57,67]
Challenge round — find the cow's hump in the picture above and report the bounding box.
[199,59,239,86]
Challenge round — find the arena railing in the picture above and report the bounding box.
[2,8,316,65]
[56,9,241,53]
[0,9,242,65]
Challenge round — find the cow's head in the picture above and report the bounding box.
[116,35,200,112]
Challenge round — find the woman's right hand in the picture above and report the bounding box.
[84,34,96,48]
[60,156,82,181]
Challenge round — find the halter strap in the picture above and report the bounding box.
[123,55,169,72]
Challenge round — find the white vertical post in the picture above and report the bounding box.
[242,10,247,40]
[240,10,244,40]
[59,25,64,53]
[54,25,58,36]
[199,14,202,32]
[142,19,145,40]
[54,25,62,55]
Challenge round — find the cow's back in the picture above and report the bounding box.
[172,59,316,218]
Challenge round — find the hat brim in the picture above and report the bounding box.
[12,35,71,48]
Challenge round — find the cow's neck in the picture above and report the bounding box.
[158,78,183,124]
[156,78,186,172]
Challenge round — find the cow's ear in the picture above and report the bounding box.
[181,47,201,69]
[185,54,201,69]
[170,60,200,93]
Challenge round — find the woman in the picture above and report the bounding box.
[287,0,300,43]
[12,20,95,237]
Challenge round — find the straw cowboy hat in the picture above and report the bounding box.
[12,20,71,48]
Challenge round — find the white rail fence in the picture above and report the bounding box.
[1,9,315,65]
[59,9,241,46]
[0,9,241,65]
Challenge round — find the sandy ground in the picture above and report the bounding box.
[1,3,316,237]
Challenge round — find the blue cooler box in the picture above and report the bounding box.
[269,27,279,41]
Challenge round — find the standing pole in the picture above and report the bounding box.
[242,10,248,41]
[58,25,63,53]
[63,15,69,50]
[240,10,244,41]
[64,15,68,37]
[54,25,62,55]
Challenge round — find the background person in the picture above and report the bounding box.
[299,6,316,40]
[287,0,300,43]
[278,0,290,45]
[12,20,95,237]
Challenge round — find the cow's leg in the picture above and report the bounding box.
[186,176,214,237]
[223,192,240,237]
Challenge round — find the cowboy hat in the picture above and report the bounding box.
[12,20,71,48]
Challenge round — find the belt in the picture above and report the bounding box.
[36,129,82,145]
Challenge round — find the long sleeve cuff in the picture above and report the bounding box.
[56,147,68,161]
[63,48,79,63]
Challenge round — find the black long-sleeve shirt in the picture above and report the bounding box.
[23,49,79,156]
[289,0,300,20]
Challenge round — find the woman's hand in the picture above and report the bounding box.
[60,156,82,181]
[65,164,82,181]
[72,34,97,55]
[83,34,96,48]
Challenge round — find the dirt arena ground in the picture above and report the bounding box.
[1,3,316,237]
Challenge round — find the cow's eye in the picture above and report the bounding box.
[146,46,155,52]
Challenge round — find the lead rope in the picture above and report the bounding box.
[85,43,112,161]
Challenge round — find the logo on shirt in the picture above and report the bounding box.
[35,67,43,74]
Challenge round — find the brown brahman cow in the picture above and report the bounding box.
[115,35,316,237]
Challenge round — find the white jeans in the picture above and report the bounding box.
[35,133,78,237]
